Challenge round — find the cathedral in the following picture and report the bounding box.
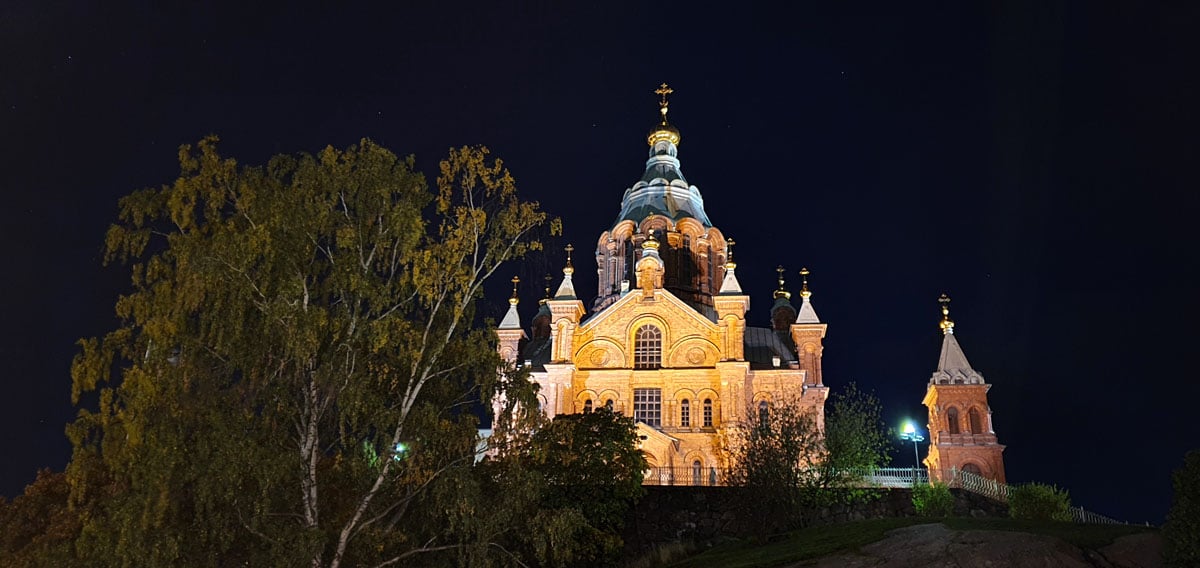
[493,85,1006,485]
[493,85,828,483]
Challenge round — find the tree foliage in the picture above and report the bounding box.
[66,137,555,567]
[1007,483,1072,522]
[1164,449,1200,567]
[523,409,647,565]
[912,481,954,517]
[0,469,81,566]
[721,383,890,531]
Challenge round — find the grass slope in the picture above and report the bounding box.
[667,518,1155,568]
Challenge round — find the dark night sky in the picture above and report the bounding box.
[2,2,1197,524]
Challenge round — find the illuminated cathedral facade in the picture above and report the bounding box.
[493,86,1007,485]
[493,85,828,481]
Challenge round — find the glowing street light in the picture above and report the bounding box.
[900,421,925,478]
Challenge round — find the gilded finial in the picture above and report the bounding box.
[655,82,674,125]
[774,265,791,300]
[563,244,575,275]
[643,231,660,251]
[799,267,812,300]
[647,83,682,147]
[541,273,552,304]
[939,293,955,335]
[509,276,520,306]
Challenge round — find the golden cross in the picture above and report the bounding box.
[800,267,810,293]
[655,82,674,122]
[564,244,574,268]
[726,238,735,262]
[776,265,786,288]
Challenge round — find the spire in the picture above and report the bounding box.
[540,273,552,305]
[938,293,954,335]
[614,84,712,228]
[773,265,791,300]
[718,237,743,294]
[795,267,821,323]
[553,244,577,299]
[647,83,681,147]
[498,276,522,329]
[935,294,976,374]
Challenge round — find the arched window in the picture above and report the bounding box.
[692,460,702,486]
[583,399,592,413]
[703,398,713,427]
[962,463,983,475]
[968,408,983,434]
[634,325,662,369]
[758,400,770,429]
[605,399,614,411]
[680,399,691,427]
[947,407,960,435]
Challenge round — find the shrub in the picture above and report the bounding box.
[1008,483,1072,521]
[1164,450,1200,567]
[912,481,955,517]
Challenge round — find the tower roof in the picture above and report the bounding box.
[612,84,713,228]
[936,333,974,373]
[553,245,577,299]
[931,294,985,384]
[498,276,522,330]
[794,268,821,324]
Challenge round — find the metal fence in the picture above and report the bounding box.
[944,467,1129,526]
[943,467,1009,502]
[641,465,1131,526]
[643,466,722,486]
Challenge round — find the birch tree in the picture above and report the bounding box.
[67,137,555,567]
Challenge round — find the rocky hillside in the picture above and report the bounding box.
[808,523,1161,568]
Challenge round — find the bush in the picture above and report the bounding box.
[1164,450,1200,567]
[1008,483,1072,521]
[912,481,955,517]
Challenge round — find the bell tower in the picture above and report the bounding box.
[921,295,1006,483]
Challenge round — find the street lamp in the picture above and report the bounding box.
[900,421,925,480]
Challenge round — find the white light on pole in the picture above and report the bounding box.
[900,421,925,479]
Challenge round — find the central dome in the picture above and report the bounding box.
[613,125,712,228]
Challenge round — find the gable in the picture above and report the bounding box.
[573,288,723,369]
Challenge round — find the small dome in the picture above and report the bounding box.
[647,123,681,147]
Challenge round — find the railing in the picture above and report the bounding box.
[1069,505,1126,525]
[643,466,723,486]
[641,466,927,487]
[944,467,1010,503]
[856,467,929,488]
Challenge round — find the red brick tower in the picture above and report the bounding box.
[922,295,1006,483]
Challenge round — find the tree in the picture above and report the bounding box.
[521,408,647,566]
[0,469,81,566]
[1164,450,1200,567]
[67,137,556,567]
[721,383,890,531]
[1007,483,1072,522]
[822,382,891,486]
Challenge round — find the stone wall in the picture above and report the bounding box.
[623,486,1008,553]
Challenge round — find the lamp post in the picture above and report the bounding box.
[900,421,925,482]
